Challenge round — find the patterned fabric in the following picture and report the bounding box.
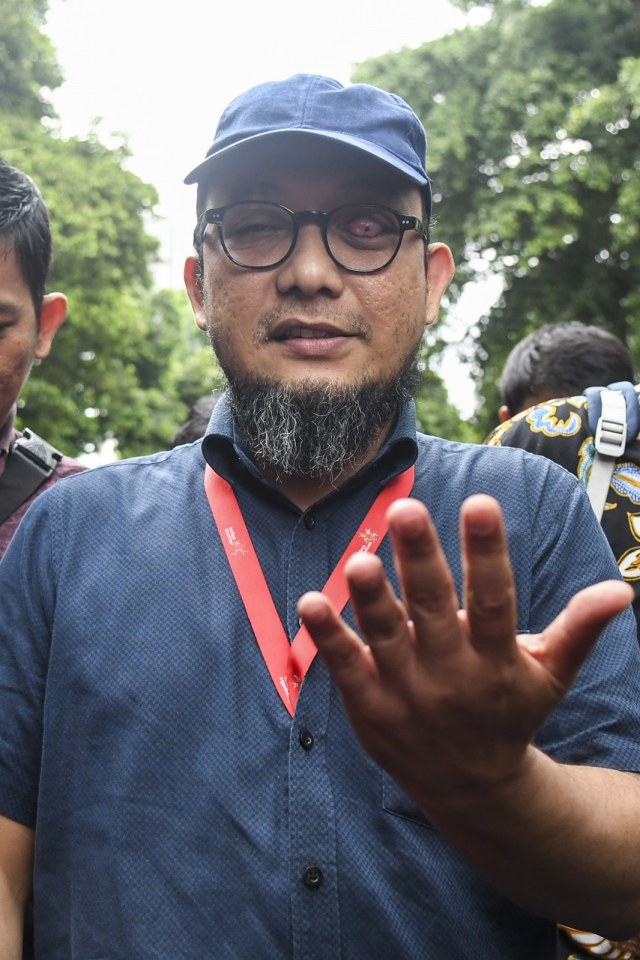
[1,396,640,958]
[486,387,640,627]
[0,406,86,558]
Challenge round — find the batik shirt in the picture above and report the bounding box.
[486,388,640,627]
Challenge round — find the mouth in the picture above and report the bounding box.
[269,321,357,342]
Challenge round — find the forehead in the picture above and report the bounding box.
[0,243,29,293]
[199,135,422,212]
[0,244,35,319]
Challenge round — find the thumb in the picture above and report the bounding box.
[519,581,633,687]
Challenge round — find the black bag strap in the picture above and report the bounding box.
[0,428,62,524]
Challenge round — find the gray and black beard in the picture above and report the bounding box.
[227,361,421,482]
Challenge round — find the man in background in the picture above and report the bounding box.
[170,391,221,447]
[487,322,639,630]
[0,157,84,557]
[497,321,635,421]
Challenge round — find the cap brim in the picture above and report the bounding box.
[183,128,429,188]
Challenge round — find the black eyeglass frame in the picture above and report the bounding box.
[201,201,428,274]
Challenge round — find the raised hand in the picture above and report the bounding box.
[298,494,633,817]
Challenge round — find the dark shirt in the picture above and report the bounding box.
[0,406,85,558]
[1,396,639,959]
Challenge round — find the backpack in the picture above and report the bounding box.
[584,382,639,520]
[0,428,62,524]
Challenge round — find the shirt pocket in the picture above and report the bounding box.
[381,772,435,829]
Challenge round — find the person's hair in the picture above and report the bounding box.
[171,393,221,447]
[500,321,635,416]
[0,158,52,317]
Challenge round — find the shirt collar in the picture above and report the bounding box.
[201,390,418,505]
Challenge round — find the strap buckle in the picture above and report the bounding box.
[594,390,627,458]
[11,428,62,476]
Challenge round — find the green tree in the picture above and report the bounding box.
[0,0,60,120]
[414,368,480,442]
[1,0,219,458]
[354,0,640,435]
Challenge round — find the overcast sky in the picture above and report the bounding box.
[44,0,497,416]
[44,0,486,286]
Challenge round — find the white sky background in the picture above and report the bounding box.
[44,0,500,418]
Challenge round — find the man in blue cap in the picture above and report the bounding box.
[0,74,640,959]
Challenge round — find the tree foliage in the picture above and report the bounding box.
[0,0,61,120]
[355,0,640,435]
[414,355,478,442]
[1,0,218,458]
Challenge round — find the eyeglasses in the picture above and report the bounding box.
[201,201,428,273]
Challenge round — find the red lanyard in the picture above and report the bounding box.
[204,464,414,716]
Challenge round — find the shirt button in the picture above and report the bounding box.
[303,513,316,530]
[299,730,314,751]
[303,865,323,889]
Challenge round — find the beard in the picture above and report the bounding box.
[224,357,421,482]
[202,292,423,482]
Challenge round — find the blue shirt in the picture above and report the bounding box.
[1,397,639,959]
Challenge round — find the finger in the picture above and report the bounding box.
[385,499,462,660]
[521,580,634,688]
[297,590,377,698]
[461,495,518,657]
[340,550,416,684]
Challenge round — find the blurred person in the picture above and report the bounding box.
[0,76,640,960]
[170,391,221,447]
[498,321,635,421]
[0,157,85,558]
[487,325,639,629]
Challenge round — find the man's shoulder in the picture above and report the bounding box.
[1,442,207,570]
[33,442,205,515]
[414,430,577,494]
[416,430,560,467]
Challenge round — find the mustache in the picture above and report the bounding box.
[253,304,370,341]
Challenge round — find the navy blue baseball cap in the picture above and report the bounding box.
[184,74,431,217]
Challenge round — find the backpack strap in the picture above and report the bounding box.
[587,389,627,521]
[0,428,62,525]
[585,381,639,441]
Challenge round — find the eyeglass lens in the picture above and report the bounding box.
[217,203,403,271]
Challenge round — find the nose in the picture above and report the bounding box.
[275,222,345,299]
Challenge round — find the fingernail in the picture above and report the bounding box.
[393,512,427,539]
[467,513,496,536]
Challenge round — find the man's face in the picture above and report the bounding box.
[185,138,453,395]
[0,245,66,430]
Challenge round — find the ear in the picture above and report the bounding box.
[35,293,67,360]
[425,243,455,326]
[498,405,512,423]
[184,255,207,332]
